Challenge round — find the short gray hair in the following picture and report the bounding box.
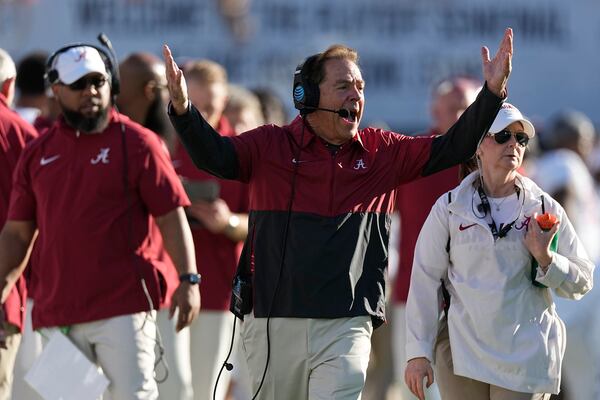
[0,48,16,85]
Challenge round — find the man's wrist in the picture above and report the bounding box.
[224,214,240,236]
[179,273,201,285]
[168,101,190,116]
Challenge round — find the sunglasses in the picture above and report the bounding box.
[488,130,530,147]
[63,76,108,91]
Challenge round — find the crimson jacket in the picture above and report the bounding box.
[170,85,503,327]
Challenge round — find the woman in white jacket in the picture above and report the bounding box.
[404,103,594,400]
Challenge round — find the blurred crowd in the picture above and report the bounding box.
[0,41,598,400]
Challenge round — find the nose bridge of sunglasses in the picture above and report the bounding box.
[492,130,528,146]
[69,76,107,91]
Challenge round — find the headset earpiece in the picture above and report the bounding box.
[292,54,320,114]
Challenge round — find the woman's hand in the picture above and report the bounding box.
[405,357,434,400]
[524,212,560,272]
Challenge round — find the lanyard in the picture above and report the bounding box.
[476,185,518,239]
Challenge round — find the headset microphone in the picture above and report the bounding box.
[303,106,351,119]
[225,362,234,371]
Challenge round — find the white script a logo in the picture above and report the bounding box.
[353,159,367,170]
[91,148,110,164]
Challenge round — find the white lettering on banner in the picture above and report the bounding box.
[0,0,597,129]
[91,148,110,165]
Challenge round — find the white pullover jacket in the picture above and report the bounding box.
[406,172,594,394]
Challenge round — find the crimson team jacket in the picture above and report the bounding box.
[170,85,503,328]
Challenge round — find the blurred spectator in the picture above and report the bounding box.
[10,50,47,400]
[390,75,481,400]
[217,0,255,42]
[14,51,48,124]
[118,52,176,151]
[118,52,194,400]
[251,87,288,126]
[0,47,38,400]
[13,51,59,133]
[224,84,264,133]
[529,110,600,400]
[531,111,600,261]
[174,59,249,400]
[538,110,595,161]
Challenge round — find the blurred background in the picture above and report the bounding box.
[2,0,599,132]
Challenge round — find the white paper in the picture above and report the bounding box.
[25,331,109,400]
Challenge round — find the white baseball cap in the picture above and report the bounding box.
[489,102,535,138]
[53,46,109,85]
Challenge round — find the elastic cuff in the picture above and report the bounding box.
[406,340,434,364]
[535,253,569,288]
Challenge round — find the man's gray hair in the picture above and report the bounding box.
[0,48,17,85]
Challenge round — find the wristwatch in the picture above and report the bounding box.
[179,273,202,284]
[224,214,241,236]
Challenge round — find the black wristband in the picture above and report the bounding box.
[179,273,201,284]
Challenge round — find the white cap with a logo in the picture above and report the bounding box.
[489,102,535,138]
[52,46,109,85]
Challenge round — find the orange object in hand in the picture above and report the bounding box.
[536,213,558,232]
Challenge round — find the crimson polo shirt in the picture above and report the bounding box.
[8,110,190,329]
[173,116,248,311]
[0,94,38,331]
[393,129,461,304]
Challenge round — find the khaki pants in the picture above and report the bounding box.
[434,323,551,400]
[189,311,235,400]
[240,314,372,400]
[0,323,21,400]
[41,312,158,400]
[156,309,193,400]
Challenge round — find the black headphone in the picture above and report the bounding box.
[292,53,320,114]
[45,33,120,96]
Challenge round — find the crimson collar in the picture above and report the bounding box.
[286,115,367,151]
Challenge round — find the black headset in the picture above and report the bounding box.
[45,33,120,97]
[292,53,320,114]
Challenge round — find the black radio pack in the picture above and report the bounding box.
[230,275,253,319]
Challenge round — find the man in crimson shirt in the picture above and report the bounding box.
[0,44,200,399]
[0,47,38,400]
[389,76,481,400]
[164,29,513,399]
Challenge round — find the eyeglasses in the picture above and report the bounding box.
[63,76,108,91]
[488,130,530,147]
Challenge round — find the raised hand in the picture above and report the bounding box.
[482,28,513,98]
[162,44,189,115]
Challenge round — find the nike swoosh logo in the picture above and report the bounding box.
[459,223,477,231]
[40,155,60,166]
